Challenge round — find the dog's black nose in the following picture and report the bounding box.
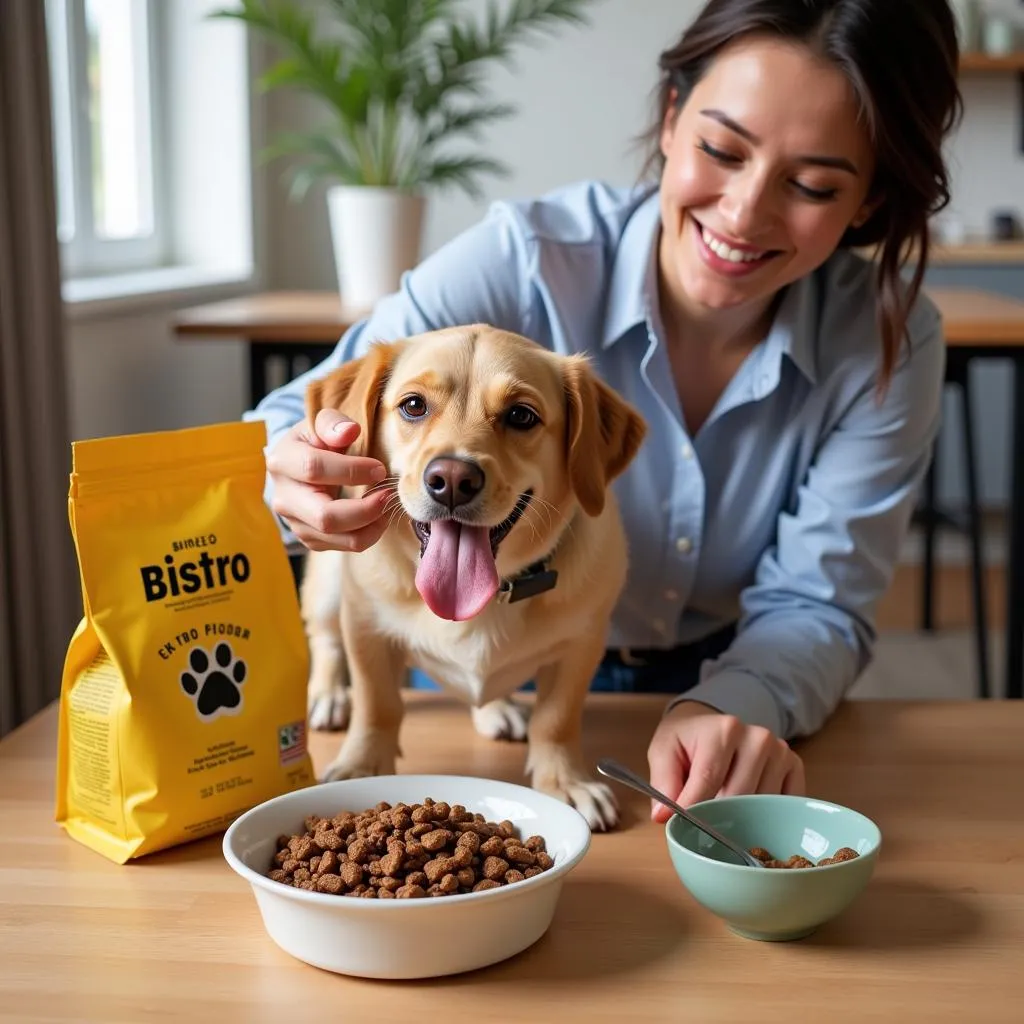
[423,456,485,510]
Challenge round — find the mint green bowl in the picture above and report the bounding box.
[665,794,881,941]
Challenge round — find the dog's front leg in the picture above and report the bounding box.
[527,636,618,831]
[301,551,351,731]
[321,595,406,782]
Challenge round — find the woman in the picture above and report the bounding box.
[249,0,962,820]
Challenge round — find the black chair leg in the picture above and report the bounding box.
[921,447,938,632]
[958,375,991,698]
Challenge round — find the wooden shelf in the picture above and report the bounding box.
[959,52,1024,73]
[929,240,1024,264]
[856,241,1024,266]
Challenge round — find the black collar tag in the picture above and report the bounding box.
[498,561,559,604]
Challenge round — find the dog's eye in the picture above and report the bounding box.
[399,395,427,419]
[505,405,540,430]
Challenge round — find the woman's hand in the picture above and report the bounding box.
[265,409,393,553]
[646,701,805,822]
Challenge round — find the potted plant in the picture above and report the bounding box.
[212,0,596,313]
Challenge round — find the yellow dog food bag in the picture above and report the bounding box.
[57,420,315,863]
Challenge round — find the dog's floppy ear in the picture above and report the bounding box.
[305,342,401,457]
[562,355,647,517]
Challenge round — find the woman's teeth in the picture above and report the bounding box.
[701,227,767,263]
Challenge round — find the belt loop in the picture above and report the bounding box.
[618,647,647,667]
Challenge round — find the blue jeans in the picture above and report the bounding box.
[409,624,737,695]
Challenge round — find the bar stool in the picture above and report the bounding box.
[918,355,991,698]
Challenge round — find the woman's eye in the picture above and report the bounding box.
[697,139,741,164]
[505,405,540,430]
[399,395,427,419]
[792,181,839,202]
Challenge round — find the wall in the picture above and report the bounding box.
[66,0,1024,507]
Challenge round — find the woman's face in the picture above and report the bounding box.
[658,36,878,321]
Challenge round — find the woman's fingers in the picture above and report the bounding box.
[271,477,391,540]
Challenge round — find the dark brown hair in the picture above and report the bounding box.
[641,0,963,391]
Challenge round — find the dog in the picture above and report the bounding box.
[298,325,646,830]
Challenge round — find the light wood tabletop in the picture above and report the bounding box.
[2,694,1023,1021]
[171,286,1024,348]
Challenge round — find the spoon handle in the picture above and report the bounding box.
[596,758,762,868]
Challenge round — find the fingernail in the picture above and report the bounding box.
[371,465,387,481]
[332,420,353,436]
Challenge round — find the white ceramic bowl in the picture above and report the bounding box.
[223,774,591,979]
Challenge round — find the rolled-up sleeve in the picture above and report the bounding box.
[673,309,946,739]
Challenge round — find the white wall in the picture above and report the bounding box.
[265,0,1024,285]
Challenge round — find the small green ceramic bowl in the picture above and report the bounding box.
[665,794,881,941]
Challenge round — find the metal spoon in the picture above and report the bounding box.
[596,757,764,868]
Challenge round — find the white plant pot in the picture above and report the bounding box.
[326,185,426,316]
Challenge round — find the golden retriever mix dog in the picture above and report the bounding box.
[299,325,646,830]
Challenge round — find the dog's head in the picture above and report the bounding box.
[306,325,646,621]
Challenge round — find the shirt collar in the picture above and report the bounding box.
[601,186,661,349]
[601,187,820,385]
[764,270,820,385]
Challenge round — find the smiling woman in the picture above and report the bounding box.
[246,0,963,825]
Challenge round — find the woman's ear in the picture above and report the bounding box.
[304,342,402,457]
[660,87,682,159]
[562,356,647,517]
[852,193,883,229]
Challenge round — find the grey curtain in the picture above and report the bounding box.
[0,0,78,737]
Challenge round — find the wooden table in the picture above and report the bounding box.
[2,694,1023,1021]
[172,286,1024,700]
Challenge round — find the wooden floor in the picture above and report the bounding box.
[877,562,1005,631]
[858,560,1004,701]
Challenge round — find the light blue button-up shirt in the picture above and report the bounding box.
[246,181,945,740]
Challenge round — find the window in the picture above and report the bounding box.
[45,0,168,279]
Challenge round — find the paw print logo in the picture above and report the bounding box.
[180,642,246,721]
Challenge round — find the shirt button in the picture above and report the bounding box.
[664,588,679,601]
[676,537,693,554]
[681,443,693,460]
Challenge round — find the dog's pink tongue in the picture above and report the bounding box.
[415,519,499,621]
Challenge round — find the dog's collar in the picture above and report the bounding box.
[497,555,558,604]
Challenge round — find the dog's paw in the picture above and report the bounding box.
[308,688,350,731]
[528,747,619,831]
[543,777,619,832]
[320,730,398,782]
[471,698,530,742]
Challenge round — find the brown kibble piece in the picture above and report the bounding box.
[505,845,536,866]
[505,869,526,884]
[456,867,475,888]
[784,855,815,869]
[421,829,453,852]
[483,856,509,881]
[396,884,427,899]
[347,837,373,864]
[473,879,500,892]
[292,835,316,861]
[480,835,505,857]
[316,873,344,894]
[268,869,288,883]
[318,850,339,875]
[339,861,363,887]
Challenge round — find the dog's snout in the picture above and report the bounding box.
[423,456,485,510]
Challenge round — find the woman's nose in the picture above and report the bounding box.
[719,172,775,241]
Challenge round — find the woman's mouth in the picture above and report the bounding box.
[691,217,781,277]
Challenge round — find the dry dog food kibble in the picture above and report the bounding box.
[267,799,556,897]
[749,846,860,869]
